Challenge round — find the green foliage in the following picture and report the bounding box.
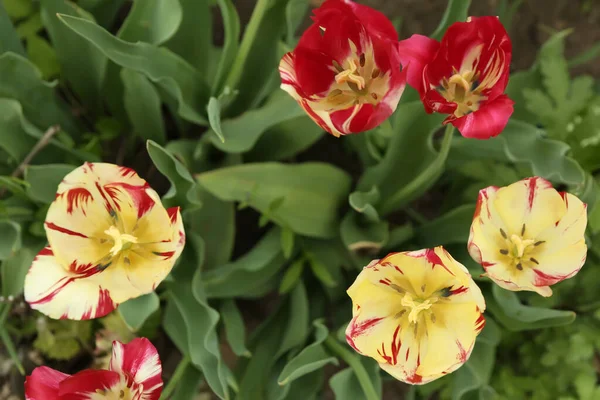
[34,318,92,360]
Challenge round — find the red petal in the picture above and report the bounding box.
[58,369,121,399]
[293,44,337,96]
[110,338,163,399]
[448,95,514,139]
[397,34,440,94]
[25,366,69,400]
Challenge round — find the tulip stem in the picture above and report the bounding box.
[160,355,191,400]
[324,334,380,400]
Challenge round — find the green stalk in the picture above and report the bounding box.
[159,355,191,400]
[324,335,380,400]
[0,322,24,375]
[225,0,271,91]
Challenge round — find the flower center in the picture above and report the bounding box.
[498,226,544,271]
[509,234,535,259]
[438,69,486,118]
[94,386,132,400]
[104,226,138,257]
[401,292,438,324]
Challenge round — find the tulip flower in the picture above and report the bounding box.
[397,16,513,139]
[25,337,163,399]
[279,0,407,137]
[468,177,587,297]
[24,162,185,320]
[346,247,486,384]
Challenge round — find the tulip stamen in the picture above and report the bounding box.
[439,68,486,118]
[104,226,139,257]
[401,293,437,324]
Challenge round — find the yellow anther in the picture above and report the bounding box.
[510,234,535,258]
[401,293,437,324]
[104,226,138,256]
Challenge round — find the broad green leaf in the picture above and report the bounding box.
[41,0,107,114]
[165,0,212,78]
[0,2,25,55]
[209,92,306,153]
[26,36,60,80]
[183,188,235,270]
[417,204,476,247]
[58,14,210,126]
[168,282,230,399]
[117,0,182,45]
[538,30,570,108]
[163,293,189,354]
[3,0,34,19]
[226,0,290,113]
[348,186,380,223]
[452,318,501,400]
[221,299,251,357]
[280,371,323,400]
[212,0,240,93]
[24,164,75,204]
[245,116,324,162]
[123,70,167,144]
[16,11,44,38]
[207,97,225,143]
[279,259,304,294]
[285,0,309,45]
[358,102,446,214]
[280,226,294,259]
[78,0,125,28]
[431,0,471,40]
[146,140,200,207]
[0,221,21,260]
[329,357,382,400]
[170,365,204,400]
[118,292,160,332]
[307,254,337,288]
[197,162,352,238]
[0,53,79,135]
[0,177,28,198]
[505,69,543,123]
[487,284,576,331]
[201,227,287,298]
[277,282,310,358]
[278,320,338,385]
[2,246,37,296]
[340,211,389,255]
[0,99,37,163]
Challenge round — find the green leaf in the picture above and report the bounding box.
[280,226,295,259]
[329,357,382,400]
[209,92,306,153]
[202,227,288,298]
[307,254,337,288]
[220,299,251,357]
[430,0,471,40]
[146,140,200,207]
[58,14,210,126]
[207,97,225,143]
[0,53,79,135]
[34,318,92,361]
[1,246,36,297]
[277,282,310,358]
[538,30,571,107]
[41,0,107,113]
[245,116,324,162]
[165,0,212,78]
[285,0,310,45]
[117,0,182,45]
[340,211,389,255]
[0,99,37,163]
[416,204,476,247]
[197,162,352,238]
[16,11,43,38]
[168,282,230,399]
[278,320,338,385]
[359,102,446,215]
[170,365,203,400]
[0,1,25,56]
[118,292,160,332]
[487,284,576,331]
[279,258,305,294]
[0,221,20,260]
[123,70,167,144]
[212,0,240,93]
[452,318,501,400]
[226,0,290,112]
[24,164,75,203]
[349,186,380,223]
[3,0,34,19]
[26,36,60,80]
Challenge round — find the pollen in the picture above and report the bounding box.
[401,293,438,324]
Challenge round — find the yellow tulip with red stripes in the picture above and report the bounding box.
[24,163,185,320]
[468,177,587,297]
[346,247,485,385]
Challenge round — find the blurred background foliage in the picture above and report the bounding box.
[0,0,600,399]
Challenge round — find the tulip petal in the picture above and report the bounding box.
[397,34,439,95]
[448,95,514,139]
[58,369,122,399]
[25,366,69,400]
[24,247,117,320]
[110,338,163,399]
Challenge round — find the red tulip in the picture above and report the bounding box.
[398,16,513,139]
[25,338,163,400]
[279,0,407,137]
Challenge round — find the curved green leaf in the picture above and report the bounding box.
[348,186,380,223]
[58,14,209,126]
[212,0,240,93]
[197,162,352,238]
[416,204,476,247]
[431,0,471,40]
[220,299,250,357]
[117,0,182,45]
[0,221,21,261]
[118,292,160,332]
[123,70,166,144]
[329,355,382,400]
[24,164,75,204]
[0,2,25,56]
[2,246,37,297]
[487,284,576,331]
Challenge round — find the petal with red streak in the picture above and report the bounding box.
[25,366,69,400]
[110,338,163,399]
[58,369,121,400]
[449,95,514,139]
[397,34,439,94]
